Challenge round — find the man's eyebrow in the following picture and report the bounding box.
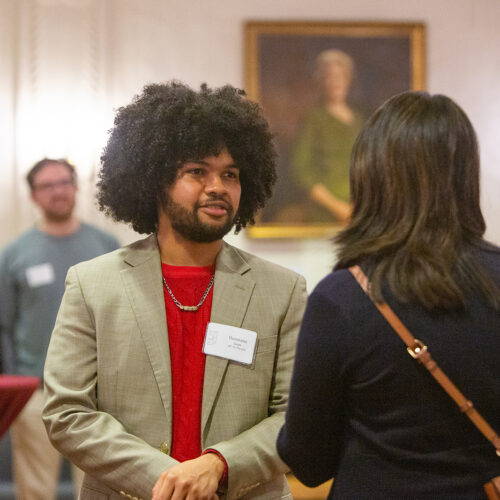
[184,159,209,166]
[183,160,239,169]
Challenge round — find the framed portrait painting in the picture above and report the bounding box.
[245,21,426,238]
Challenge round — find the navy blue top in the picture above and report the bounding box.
[278,243,500,499]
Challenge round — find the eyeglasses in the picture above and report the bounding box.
[32,179,75,192]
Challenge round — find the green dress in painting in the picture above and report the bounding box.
[291,105,363,222]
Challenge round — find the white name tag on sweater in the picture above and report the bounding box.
[25,263,55,288]
[203,322,257,365]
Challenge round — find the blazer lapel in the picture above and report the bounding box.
[201,242,255,435]
[120,235,172,428]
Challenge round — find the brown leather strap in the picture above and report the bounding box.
[484,477,500,500]
[349,265,500,456]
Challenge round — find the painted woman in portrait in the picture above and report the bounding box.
[291,49,363,223]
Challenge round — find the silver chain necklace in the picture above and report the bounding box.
[162,275,215,312]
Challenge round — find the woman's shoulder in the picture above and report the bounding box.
[311,268,366,308]
[472,240,500,283]
[314,268,352,290]
[476,240,500,260]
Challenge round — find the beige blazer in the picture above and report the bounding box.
[43,235,307,500]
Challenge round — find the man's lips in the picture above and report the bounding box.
[50,197,72,205]
[198,201,231,217]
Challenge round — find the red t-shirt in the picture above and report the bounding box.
[161,263,215,463]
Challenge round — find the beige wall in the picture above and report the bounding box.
[1,0,499,290]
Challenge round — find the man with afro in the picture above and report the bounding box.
[42,81,307,500]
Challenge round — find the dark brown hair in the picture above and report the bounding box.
[26,158,76,190]
[335,91,499,310]
[97,81,277,235]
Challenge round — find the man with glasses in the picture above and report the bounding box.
[0,158,119,499]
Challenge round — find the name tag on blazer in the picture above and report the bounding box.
[203,322,257,365]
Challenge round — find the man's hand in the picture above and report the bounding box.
[152,453,225,500]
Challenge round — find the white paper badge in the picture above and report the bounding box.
[25,263,55,288]
[203,322,257,365]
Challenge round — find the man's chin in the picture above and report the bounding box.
[171,217,235,243]
[197,213,235,231]
[45,211,73,223]
[196,221,234,242]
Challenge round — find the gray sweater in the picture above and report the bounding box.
[0,223,119,377]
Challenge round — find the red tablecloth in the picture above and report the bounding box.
[0,375,39,438]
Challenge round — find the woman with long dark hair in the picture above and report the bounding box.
[277,91,500,499]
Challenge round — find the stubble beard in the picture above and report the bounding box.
[163,195,235,243]
[43,198,75,223]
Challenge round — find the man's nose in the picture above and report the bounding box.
[205,174,226,194]
[52,183,68,193]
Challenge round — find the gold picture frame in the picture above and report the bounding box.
[245,21,426,238]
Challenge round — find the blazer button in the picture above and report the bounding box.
[159,441,170,455]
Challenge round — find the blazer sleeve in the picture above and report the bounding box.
[42,265,177,499]
[208,274,307,499]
